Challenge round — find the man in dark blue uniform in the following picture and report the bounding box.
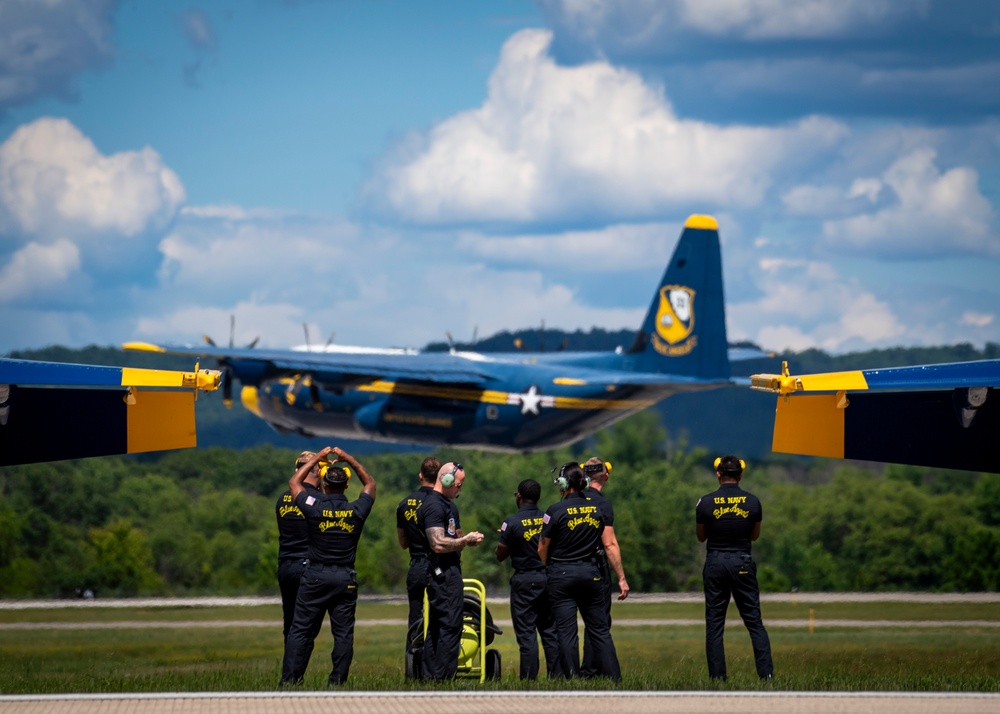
[496,478,560,680]
[275,451,323,648]
[579,457,629,678]
[396,456,440,647]
[416,461,485,681]
[279,446,376,686]
[538,462,621,682]
[696,455,773,681]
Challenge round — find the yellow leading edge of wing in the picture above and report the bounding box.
[120,366,221,391]
[797,370,869,392]
[127,390,198,454]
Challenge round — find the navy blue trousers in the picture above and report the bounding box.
[280,563,358,686]
[703,551,773,680]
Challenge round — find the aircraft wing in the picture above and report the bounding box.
[751,359,1000,473]
[0,357,221,466]
[123,342,492,386]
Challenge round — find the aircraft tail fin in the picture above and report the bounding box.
[625,215,730,380]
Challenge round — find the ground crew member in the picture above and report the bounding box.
[279,446,376,686]
[496,478,560,680]
[396,456,440,647]
[417,461,485,681]
[696,455,774,681]
[579,457,629,677]
[538,462,621,682]
[275,451,323,647]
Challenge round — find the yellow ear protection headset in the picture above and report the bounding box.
[714,457,747,473]
[552,462,590,491]
[440,462,462,488]
[320,461,353,486]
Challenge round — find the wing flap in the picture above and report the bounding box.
[0,386,197,466]
[771,390,1000,473]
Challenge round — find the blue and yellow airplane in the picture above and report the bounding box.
[0,358,221,466]
[125,215,757,453]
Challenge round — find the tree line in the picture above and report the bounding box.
[2,411,998,598]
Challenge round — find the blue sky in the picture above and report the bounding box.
[1,0,999,356]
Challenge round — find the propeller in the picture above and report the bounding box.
[202,314,259,407]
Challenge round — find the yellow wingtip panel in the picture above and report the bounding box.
[797,370,869,392]
[126,390,197,454]
[772,394,845,459]
[684,214,719,230]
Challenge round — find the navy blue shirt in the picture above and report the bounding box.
[275,482,321,559]
[396,485,434,557]
[586,488,615,528]
[541,491,604,563]
[498,502,546,572]
[417,490,462,569]
[696,482,763,553]
[295,489,375,566]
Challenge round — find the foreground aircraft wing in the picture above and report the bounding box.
[0,358,221,466]
[751,359,1000,473]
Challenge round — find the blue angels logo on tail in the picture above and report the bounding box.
[654,285,697,355]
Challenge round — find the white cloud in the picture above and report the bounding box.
[0,239,79,302]
[366,29,847,226]
[455,221,676,270]
[961,311,994,328]
[822,148,999,258]
[728,257,906,353]
[676,0,926,39]
[0,117,185,239]
[540,0,929,45]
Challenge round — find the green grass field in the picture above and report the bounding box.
[2,598,998,693]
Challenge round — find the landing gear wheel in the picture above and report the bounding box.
[485,649,501,680]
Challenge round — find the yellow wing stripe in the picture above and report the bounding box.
[797,370,870,392]
[120,367,221,391]
[355,380,652,410]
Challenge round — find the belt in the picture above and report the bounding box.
[279,555,308,561]
[707,551,750,557]
[409,554,429,560]
[550,558,596,565]
[311,561,351,568]
[515,567,546,573]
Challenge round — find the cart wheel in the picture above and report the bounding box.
[485,649,501,680]
[405,649,422,680]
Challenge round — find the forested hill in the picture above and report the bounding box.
[7,337,999,458]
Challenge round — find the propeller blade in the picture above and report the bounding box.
[222,368,233,408]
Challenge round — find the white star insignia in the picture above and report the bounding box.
[517,385,543,415]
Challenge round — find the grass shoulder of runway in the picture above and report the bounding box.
[2,597,999,693]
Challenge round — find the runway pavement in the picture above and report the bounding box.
[2,691,1000,714]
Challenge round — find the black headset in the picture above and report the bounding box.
[440,462,462,488]
[582,460,612,476]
